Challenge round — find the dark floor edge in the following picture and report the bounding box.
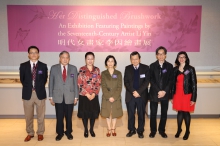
[0,114,219,119]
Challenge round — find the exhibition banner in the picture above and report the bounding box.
[7,5,201,52]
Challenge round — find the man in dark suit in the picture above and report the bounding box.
[149,46,173,138]
[49,51,78,141]
[124,51,150,138]
[19,46,48,142]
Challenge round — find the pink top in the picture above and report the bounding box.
[78,65,101,96]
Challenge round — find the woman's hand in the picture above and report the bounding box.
[190,101,195,106]
[109,97,115,102]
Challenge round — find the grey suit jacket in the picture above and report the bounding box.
[49,64,79,104]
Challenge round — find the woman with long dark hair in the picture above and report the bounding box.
[171,51,197,140]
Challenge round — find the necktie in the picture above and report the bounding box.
[63,66,67,82]
[32,63,37,90]
[135,67,137,70]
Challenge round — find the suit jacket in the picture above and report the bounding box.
[124,63,150,103]
[19,61,48,100]
[149,60,173,102]
[100,69,123,118]
[49,64,78,104]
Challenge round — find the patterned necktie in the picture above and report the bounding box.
[63,66,67,82]
[32,63,37,90]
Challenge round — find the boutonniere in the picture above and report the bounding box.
[184,70,190,75]
[112,74,117,78]
[70,74,74,77]
[162,69,167,73]
[38,70,43,74]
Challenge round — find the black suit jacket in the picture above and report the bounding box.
[20,61,48,100]
[124,63,150,103]
[149,60,173,102]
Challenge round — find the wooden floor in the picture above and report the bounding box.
[1,112,220,146]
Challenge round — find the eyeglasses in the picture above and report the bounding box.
[178,56,186,59]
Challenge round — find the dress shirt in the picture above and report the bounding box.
[133,64,140,70]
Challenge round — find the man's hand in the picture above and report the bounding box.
[158,91,166,98]
[133,91,140,98]
[74,98,78,105]
[49,98,55,106]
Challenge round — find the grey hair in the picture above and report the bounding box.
[59,50,70,58]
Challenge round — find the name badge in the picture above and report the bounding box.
[162,69,167,73]
[70,74,74,77]
[112,74,117,78]
[140,74,145,78]
[92,74,97,78]
[38,70,43,74]
[184,70,190,75]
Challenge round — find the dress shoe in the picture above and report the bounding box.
[137,132,144,138]
[38,135,44,141]
[159,132,168,138]
[111,129,116,136]
[55,134,64,141]
[106,129,111,137]
[175,129,182,138]
[149,132,156,138]
[183,131,190,140]
[90,130,96,137]
[84,131,89,138]
[65,133,73,140]
[24,135,34,142]
[126,130,136,137]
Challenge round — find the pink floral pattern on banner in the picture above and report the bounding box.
[7,5,201,52]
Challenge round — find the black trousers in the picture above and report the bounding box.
[55,98,74,135]
[150,100,169,133]
[126,97,146,132]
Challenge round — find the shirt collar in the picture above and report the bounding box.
[133,64,140,69]
[30,60,38,66]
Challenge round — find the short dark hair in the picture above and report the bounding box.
[59,50,70,58]
[85,52,95,59]
[175,51,190,66]
[28,46,39,53]
[105,55,117,66]
[156,46,167,55]
[130,51,141,59]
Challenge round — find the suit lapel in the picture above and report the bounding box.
[138,64,142,83]
[129,65,134,82]
[66,64,71,82]
[28,62,32,76]
[35,62,40,81]
[58,64,63,82]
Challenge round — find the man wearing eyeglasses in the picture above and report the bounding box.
[19,46,48,142]
[149,46,173,138]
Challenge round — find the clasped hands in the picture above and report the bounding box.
[86,93,95,101]
[133,91,140,98]
[158,91,166,98]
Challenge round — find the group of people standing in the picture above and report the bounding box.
[19,46,197,142]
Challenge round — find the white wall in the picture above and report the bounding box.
[0,0,220,114]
